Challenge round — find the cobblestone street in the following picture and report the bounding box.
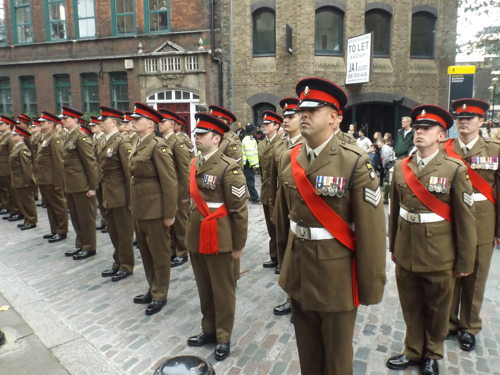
[0,177,499,374]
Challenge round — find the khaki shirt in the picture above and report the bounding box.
[9,142,35,188]
[63,128,98,193]
[35,130,64,187]
[258,135,287,204]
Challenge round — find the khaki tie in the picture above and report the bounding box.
[418,160,425,172]
[462,146,469,155]
[308,151,316,166]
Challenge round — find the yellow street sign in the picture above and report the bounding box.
[448,65,476,75]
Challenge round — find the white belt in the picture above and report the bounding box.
[399,207,444,223]
[206,202,224,208]
[290,219,334,240]
[472,193,487,202]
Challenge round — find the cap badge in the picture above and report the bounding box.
[284,103,288,109]
[304,86,310,96]
[462,104,467,110]
[196,118,200,124]
[420,110,426,116]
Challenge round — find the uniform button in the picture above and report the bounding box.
[284,182,289,186]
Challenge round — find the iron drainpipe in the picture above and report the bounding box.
[210,0,224,106]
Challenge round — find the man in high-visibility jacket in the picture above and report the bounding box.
[241,124,260,203]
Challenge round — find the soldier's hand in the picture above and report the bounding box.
[231,250,243,260]
[86,190,96,198]
[454,272,470,278]
[163,217,175,227]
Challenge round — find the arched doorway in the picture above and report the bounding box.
[147,89,200,136]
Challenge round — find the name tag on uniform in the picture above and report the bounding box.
[314,176,346,197]
[202,174,217,190]
[106,148,113,158]
[428,176,449,193]
[470,156,498,170]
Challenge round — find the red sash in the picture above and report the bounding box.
[190,159,229,254]
[290,145,359,307]
[443,139,496,204]
[401,156,451,221]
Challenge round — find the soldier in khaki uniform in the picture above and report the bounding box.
[186,113,248,361]
[208,105,243,166]
[36,112,68,243]
[89,117,108,233]
[96,106,135,282]
[0,115,22,221]
[129,102,178,316]
[60,106,99,260]
[16,114,33,153]
[9,126,37,230]
[158,109,194,268]
[387,105,477,375]
[275,78,387,375]
[258,110,286,270]
[445,98,500,352]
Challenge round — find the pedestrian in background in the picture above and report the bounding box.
[241,124,260,203]
[395,116,415,158]
[356,128,372,152]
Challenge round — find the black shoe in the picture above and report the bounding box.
[263,259,278,268]
[17,223,24,228]
[459,331,476,351]
[145,300,166,315]
[101,227,108,233]
[3,215,10,220]
[275,265,280,274]
[96,225,105,230]
[0,330,5,346]
[171,256,188,267]
[65,248,81,257]
[0,209,9,215]
[8,214,23,221]
[36,202,43,207]
[20,224,36,230]
[187,332,216,347]
[72,250,96,260]
[447,329,460,338]
[215,342,230,361]
[43,233,55,239]
[273,301,292,315]
[101,269,118,277]
[49,233,67,243]
[111,270,131,282]
[133,292,152,304]
[386,354,420,370]
[250,199,260,204]
[421,358,439,375]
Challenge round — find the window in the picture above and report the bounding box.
[45,0,67,41]
[110,72,129,111]
[112,0,136,35]
[0,3,6,45]
[365,9,391,57]
[73,0,96,38]
[253,8,275,56]
[185,56,199,71]
[145,0,169,33]
[20,76,37,115]
[315,7,343,55]
[54,74,71,111]
[11,0,33,44]
[253,102,276,126]
[81,73,99,113]
[0,78,12,114]
[411,12,436,58]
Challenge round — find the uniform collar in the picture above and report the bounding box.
[105,130,118,142]
[416,148,439,167]
[458,135,479,151]
[288,133,302,145]
[164,131,175,141]
[304,134,334,158]
[201,148,218,163]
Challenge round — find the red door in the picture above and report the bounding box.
[157,103,191,137]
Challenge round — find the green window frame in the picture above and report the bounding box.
[44,0,67,41]
[54,74,71,112]
[111,0,136,36]
[81,73,99,114]
[144,0,170,33]
[73,0,96,39]
[109,72,129,111]
[11,0,33,44]
[20,76,37,116]
[0,78,12,114]
[0,2,7,45]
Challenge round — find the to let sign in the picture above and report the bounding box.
[345,33,373,85]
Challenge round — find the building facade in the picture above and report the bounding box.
[0,0,224,135]
[220,0,457,136]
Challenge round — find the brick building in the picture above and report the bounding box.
[0,0,223,135]
[220,0,458,136]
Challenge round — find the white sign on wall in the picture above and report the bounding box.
[345,33,373,85]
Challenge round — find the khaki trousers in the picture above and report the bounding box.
[136,218,171,301]
[39,184,67,234]
[190,251,235,343]
[0,175,20,214]
[171,199,188,257]
[96,185,107,227]
[291,299,357,375]
[450,242,494,335]
[66,192,97,251]
[14,187,37,226]
[106,205,134,273]
[396,265,454,360]
[262,204,277,260]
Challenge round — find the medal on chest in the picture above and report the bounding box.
[106,147,113,158]
[67,141,76,151]
[202,174,217,190]
[314,176,346,197]
[470,156,498,170]
[429,176,449,193]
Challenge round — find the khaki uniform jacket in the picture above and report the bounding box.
[187,149,248,252]
[63,128,98,194]
[129,133,178,220]
[220,133,243,166]
[338,130,357,145]
[445,137,500,244]
[94,134,106,183]
[31,132,43,159]
[389,150,477,274]
[99,133,132,209]
[0,131,14,176]
[164,133,193,201]
[35,130,64,187]
[275,136,387,312]
[9,142,35,188]
[258,135,287,205]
